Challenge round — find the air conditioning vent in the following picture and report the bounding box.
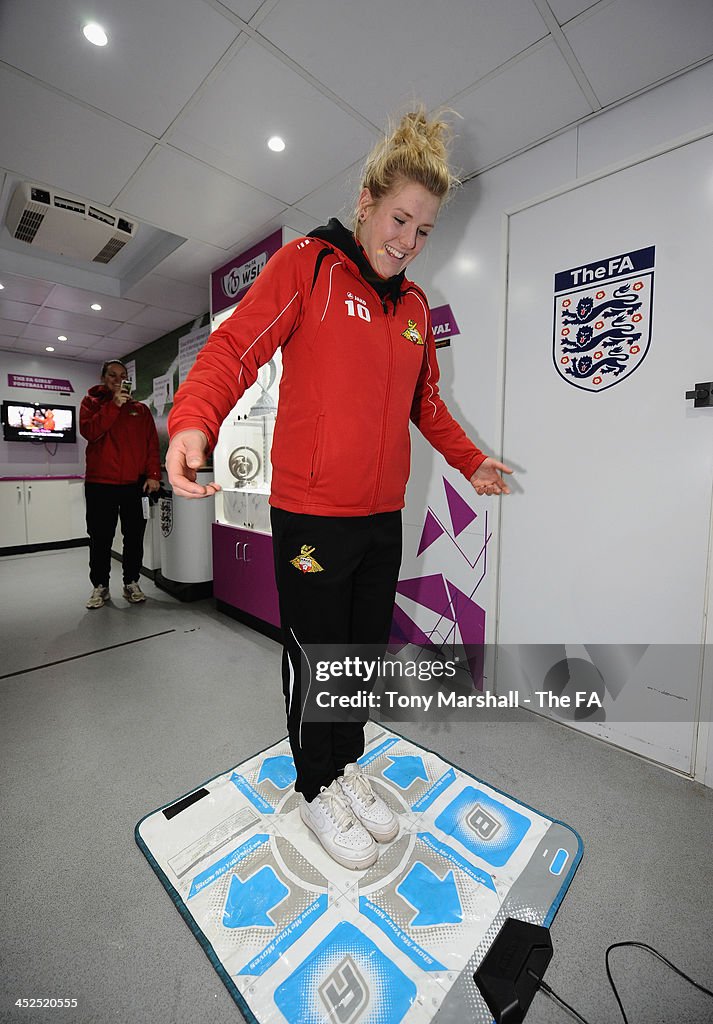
[5,181,137,263]
[14,208,45,243]
[88,206,115,226]
[94,237,127,264]
[53,195,85,215]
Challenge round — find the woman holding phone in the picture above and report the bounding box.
[80,359,161,608]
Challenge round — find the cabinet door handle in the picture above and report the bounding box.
[27,485,31,503]
[243,542,251,563]
[235,542,242,561]
[17,486,22,503]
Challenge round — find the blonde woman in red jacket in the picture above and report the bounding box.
[167,109,512,869]
[80,360,161,609]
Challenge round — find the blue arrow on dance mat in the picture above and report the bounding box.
[383,755,428,789]
[257,755,297,789]
[223,867,289,929]
[397,862,462,927]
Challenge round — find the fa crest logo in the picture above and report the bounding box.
[401,319,424,346]
[553,246,654,393]
[290,544,324,573]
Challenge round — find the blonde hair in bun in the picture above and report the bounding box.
[357,106,459,220]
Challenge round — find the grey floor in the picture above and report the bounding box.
[1,547,712,1024]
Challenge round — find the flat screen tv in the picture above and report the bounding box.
[1,401,77,444]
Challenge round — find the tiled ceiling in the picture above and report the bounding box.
[0,0,711,363]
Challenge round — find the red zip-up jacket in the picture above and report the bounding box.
[168,231,486,516]
[80,386,161,485]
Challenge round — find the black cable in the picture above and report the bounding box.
[527,971,592,1023]
[529,942,713,1024]
[605,941,713,1024]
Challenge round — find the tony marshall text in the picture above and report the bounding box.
[315,690,604,711]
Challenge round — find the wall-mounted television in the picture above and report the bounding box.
[1,401,77,444]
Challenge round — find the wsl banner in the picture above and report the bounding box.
[553,246,654,393]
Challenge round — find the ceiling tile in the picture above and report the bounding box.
[89,336,147,358]
[44,284,147,321]
[257,0,549,125]
[122,272,207,315]
[116,146,286,248]
[0,0,243,137]
[452,40,593,175]
[0,67,154,204]
[0,318,28,336]
[20,324,107,347]
[153,239,231,286]
[0,272,55,304]
[578,60,713,177]
[106,323,164,344]
[33,308,121,334]
[11,336,73,356]
[564,0,713,105]
[0,335,20,348]
[43,343,95,358]
[217,0,265,21]
[123,306,192,331]
[0,298,41,323]
[546,0,601,23]
[169,39,377,206]
[293,161,363,223]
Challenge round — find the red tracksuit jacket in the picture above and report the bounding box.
[168,232,486,516]
[80,386,161,485]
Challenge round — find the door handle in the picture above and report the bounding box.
[27,485,31,503]
[235,542,242,561]
[685,382,713,407]
[243,542,251,563]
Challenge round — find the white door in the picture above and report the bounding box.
[498,135,713,775]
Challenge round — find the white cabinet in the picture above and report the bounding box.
[0,478,85,549]
[0,482,28,546]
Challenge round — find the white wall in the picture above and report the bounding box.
[0,350,100,478]
[402,60,713,646]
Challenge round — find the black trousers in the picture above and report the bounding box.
[85,482,146,587]
[271,508,402,801]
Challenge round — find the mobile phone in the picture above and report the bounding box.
[121,379,132,394]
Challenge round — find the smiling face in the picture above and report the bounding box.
[101,361,128,393]
[356,180,441,279]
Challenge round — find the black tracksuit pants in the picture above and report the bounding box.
[85,482,147,587]
[271,507,402,802]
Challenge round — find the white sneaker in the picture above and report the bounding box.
[123,581,146,603]
[300,780,378,870]
[339,763,399,842]
[86,585,109,609]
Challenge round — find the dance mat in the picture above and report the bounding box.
[136,724,582,1023]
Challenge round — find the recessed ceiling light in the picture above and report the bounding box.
[83,22,108,46]
[58,335,68,341]
[90,302,102,311]
[268,136,286,153]
[0,282,4,290]
[46,346,55,352]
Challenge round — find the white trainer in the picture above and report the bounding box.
[86,585,109,609]
[339,763,399,842]
[300,780,378,870]
[123,581,146,603]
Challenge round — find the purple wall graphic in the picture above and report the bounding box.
[391,477,490,688]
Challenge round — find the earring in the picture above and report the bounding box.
[358,211,366,223]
